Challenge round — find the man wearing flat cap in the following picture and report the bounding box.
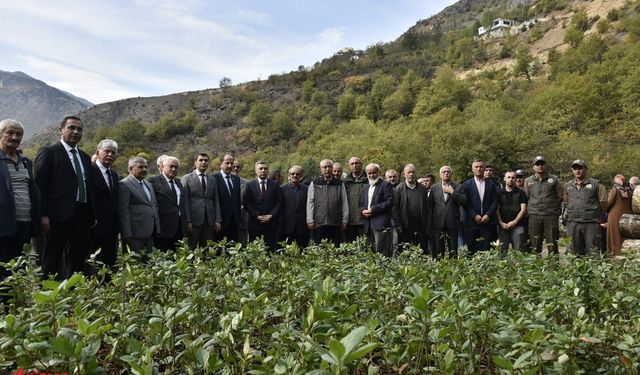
[563,160,607,256]
[524,156,562,255]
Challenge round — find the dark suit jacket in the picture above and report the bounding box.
[182,170,222,226]
[0,150,41,237]
[118,175,160,239]
[462,177,498,226]
[242,179,283,231]
[89,163,119,237]
[213,172,242,229]
[280,183,308,235]
[34,141,95,223]
[149,174,187,239]
[430,182,466,230]
[359,179,394,232]
[392,182,430,231]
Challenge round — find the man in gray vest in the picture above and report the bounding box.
[306,159,349,246]
[563,160,607,256]
[524,156,562,255]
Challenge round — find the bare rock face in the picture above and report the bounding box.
[0,70,92,139]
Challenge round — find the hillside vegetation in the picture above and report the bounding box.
[26,0,640,182]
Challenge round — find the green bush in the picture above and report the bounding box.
[2,242,639,374]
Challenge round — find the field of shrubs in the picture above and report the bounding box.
[1,240,639,374]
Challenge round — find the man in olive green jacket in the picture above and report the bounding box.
[524,156,562,255]
[343,156,368,243]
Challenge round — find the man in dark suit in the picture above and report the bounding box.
[182,152,222,249]
[213,154,242,243]
[88,139,120,271]
[360,163,394,257]
[34,116,95,279]
[149,156,187,251]
[119,157,160,253]
[393,164,430,254]
[280,166,310,248]
[430,165,467,259]
[242,160,283,251]
[462,159,498,256]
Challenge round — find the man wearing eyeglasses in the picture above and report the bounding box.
[563,160,607,256]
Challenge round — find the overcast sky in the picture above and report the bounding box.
[1,1,457,104]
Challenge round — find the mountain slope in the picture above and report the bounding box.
[0,70,92,138]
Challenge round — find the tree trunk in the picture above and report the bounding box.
[619,214,640,239]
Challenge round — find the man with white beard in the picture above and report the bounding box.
[359,163,394,256]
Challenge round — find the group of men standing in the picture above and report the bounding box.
[1,115,626,282]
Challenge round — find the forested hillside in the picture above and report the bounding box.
[26,0,640,182]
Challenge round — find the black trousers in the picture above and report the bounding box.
[0,221,32,280]
[314,226,342,247]
[215,219,239,243]
[43,203,90,280]
[89,232,118,266]
[155,225,184,251]
[465,223,494,256]
[434,227,459,259]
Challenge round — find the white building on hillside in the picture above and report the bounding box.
[478,18,518,38]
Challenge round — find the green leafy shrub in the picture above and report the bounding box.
[2,242,639,374]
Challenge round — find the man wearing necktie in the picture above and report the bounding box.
[34,116,96,279]
[182,152,222,249]
[242,160,283,252]
[213,154,242,243]
[88,139,120,272]
[149,156,187,251]
[430,165,467,259]
[118,156,160,253]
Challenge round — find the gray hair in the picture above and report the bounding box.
[97,139,118,152]
[255,160,269,168]
[289,165,304,175]
[156,154,168,167]
[365,163,380,172]
[163,156,180,166]
[128,156,147,169]
[0,119,24,135]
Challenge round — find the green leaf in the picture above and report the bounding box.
[329,339,346,362]
[195,347,210,368]
[51,336,74,356]
[340,326,367,355]
[514,350,533,368]
[493,356,513,370]
[345,342,379,362]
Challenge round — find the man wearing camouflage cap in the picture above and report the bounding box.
[563,160,607,256]
[524,156,562,255]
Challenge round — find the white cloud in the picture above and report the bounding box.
[17,55,138,104]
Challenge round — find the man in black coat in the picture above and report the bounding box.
[393,164,430,254]
[360,163,394,257]
[430,165,467,258]
[213,154,242,243]
[34,116,95,279]
[242,160,283,251]
[149,156,187,251]
[280,165,309,248]
[88,139,120,270]
[462,159,498,256]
